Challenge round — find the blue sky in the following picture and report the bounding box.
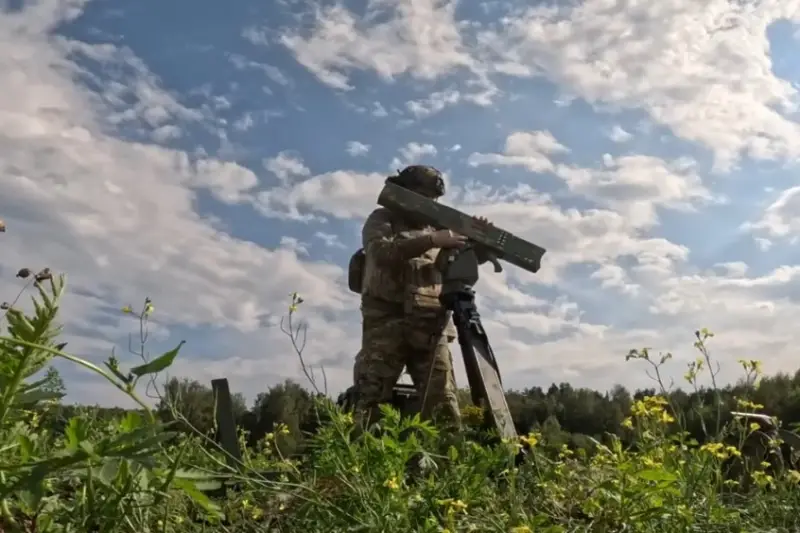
[2,0,800,407]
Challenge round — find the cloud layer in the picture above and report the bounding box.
[2,0,800,407]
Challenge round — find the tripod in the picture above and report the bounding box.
[438,244,518,440]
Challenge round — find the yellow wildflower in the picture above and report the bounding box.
[437,498,468,513]
[752,470,774,488]
[736,398,764,410]
[520,431,540,448]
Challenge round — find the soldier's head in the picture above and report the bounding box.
[386,165,445,199]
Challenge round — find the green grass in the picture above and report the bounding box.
[2,275,800,533]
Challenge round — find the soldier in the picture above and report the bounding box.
[351,165,488,431]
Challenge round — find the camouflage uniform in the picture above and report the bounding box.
[353,166,462,430]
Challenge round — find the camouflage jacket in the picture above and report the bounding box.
[360,207,456,339]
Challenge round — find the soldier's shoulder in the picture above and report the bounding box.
[363,207,396,228]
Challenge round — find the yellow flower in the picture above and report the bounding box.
[736,398,765,411]
[787,470,800,483]
[520,431,540,448]
[752,470,774,488]
[642,456,661,468]
[622,417,633,429]
[121,305,133,314]
[436,498,467,513]
[251,508,263,519]
[750,422,761,432]
[700,441,729,459]
[144,303,154,315]
[511,527,532,533]
[384,476,400,490]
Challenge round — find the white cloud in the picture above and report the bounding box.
[345,141,371,156]
[742,185,800,241]
[405,88,461,118]
[607,125,633,143]
[279,0,499,103]
[467,130,569,173]
[228,54,291,86]
[9,0,800,407]
[390,141,439,168]
[253,170,385,221]
[314,232,346,249]
[555,154,716,228]
[482,0,800,171]
[263,151,311,183]
[451,182,690,286]
[0,0,356,403]
[467,130,716,228]
[280,1,475,90]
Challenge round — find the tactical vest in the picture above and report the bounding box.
[364,217,442,313]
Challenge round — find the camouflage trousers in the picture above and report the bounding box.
[353,310,461,432]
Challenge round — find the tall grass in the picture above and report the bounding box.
[1,275,798,532]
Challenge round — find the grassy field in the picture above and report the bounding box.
[2,275,800,533]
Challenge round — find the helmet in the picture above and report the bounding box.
[387,165,445,198]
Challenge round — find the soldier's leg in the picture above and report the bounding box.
[353,320,406,431]
[405,337,461,430]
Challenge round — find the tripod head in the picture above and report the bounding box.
[437,243,502,303]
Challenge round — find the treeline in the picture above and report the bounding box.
[36,367,800,456]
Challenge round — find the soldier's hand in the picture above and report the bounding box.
[431,229,467,249]
[473,215,493,227]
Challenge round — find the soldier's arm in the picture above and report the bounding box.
[363,210,435,266]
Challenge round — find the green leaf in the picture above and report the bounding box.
[173,469,224,491]
[104,427,176,456]
[17,434,33,462]
[637,468,678,483]
[12,389,64,407]
[96,458,122,487]
[64,417,89,452]
[174,478,224,518]
[119,411,143,432]
[17,487,43,512]
[447,445,458,461]
[130,341,185,377]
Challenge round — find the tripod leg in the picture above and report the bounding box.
[453,312,518,440]
[438,247,518,440]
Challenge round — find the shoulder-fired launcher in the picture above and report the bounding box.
[377,181,547,275]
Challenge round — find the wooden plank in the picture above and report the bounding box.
[211,378,243,470]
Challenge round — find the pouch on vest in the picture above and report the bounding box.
[348,248,366,294]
